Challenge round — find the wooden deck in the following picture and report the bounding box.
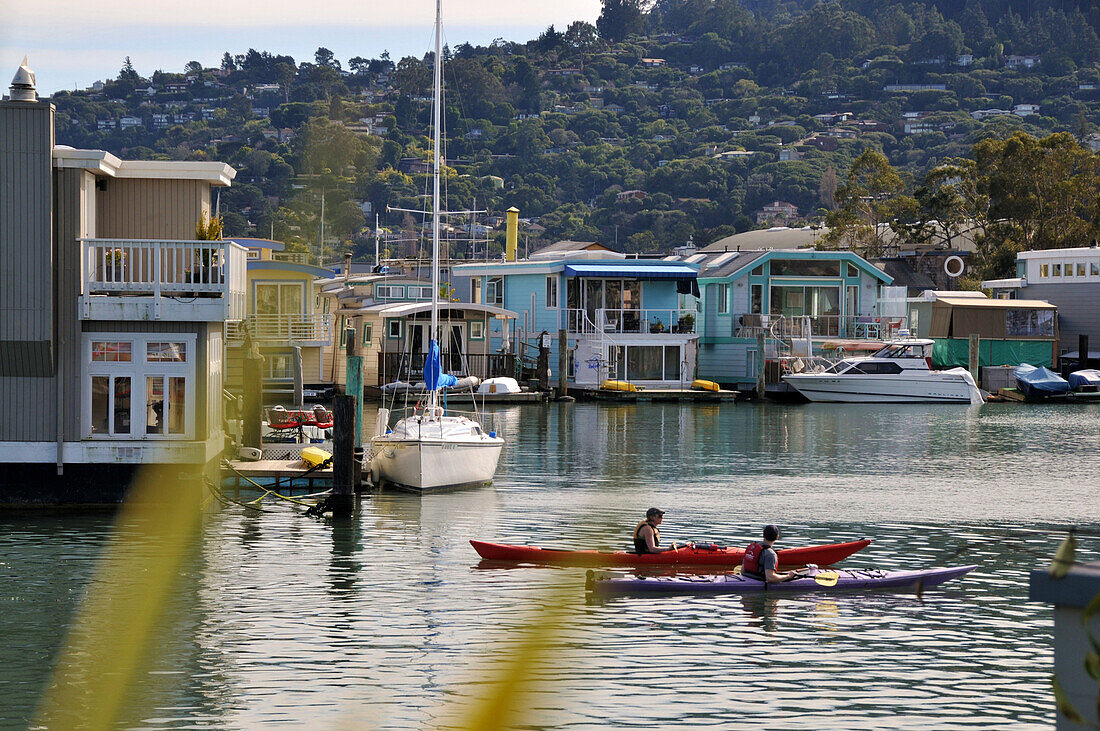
[577,387,743,403]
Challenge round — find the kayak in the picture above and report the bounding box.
[470,538,871,568]
[586,565,977,596]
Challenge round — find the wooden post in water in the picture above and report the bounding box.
[242,333,264,449]
[755,332,766,400]
[968,334,980,385]
[558,329,568,398]
[537,330,550,392]
[345,325,363,447]
[1080,334,1090,370]
[331,394,355,517]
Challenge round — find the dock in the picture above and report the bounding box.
[364,387,547,403]
[223,458,335,492]
[577,387,743,402]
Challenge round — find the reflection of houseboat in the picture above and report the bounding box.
[783,337,984,404]
[0,62,242,504]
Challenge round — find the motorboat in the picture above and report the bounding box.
[782,336,984,404]
[1068,369,1100,402]
[368,1,504,493]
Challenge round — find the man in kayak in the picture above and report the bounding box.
[742,525,797,582]
[633,508,680,554]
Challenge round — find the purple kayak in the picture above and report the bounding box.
[586,565,977,596]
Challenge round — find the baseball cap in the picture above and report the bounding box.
[646,507,666,518]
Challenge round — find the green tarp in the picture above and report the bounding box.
[932,339,1054,369]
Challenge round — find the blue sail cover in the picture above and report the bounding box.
[424,340,458,391]
[1014,363,1070,397]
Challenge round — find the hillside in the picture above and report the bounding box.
[46,0,1100,267]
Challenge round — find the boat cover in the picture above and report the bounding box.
[1068,369,1100,389]
[1014,363,1070,396]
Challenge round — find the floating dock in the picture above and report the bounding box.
[577,387,743,403]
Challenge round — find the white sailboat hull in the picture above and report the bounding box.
[783,369,982,404]
[370,435,504,493]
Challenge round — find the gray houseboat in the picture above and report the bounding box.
[0,61,242,506]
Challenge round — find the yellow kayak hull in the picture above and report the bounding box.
[600,380,638,392]
[691,379,720,392]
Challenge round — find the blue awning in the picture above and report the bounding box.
[563,263,698,280]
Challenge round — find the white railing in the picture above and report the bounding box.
[82,238,247,297]
[733,313,909,339]
[226,313,333,344]
[565,308,697,335]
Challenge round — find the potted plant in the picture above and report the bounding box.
[649,318,666,333]
[105,247,127,281]
[192,212,224,284]
[677,312,695,332]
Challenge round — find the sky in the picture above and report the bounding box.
[1,0,602,95]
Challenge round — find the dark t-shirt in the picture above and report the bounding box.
[761,547,778,575]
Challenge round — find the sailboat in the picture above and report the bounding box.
[368,0,505,493]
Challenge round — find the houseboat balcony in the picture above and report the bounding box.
[225,314,333,347]
[733,313,909,340]
[566,308,697,336]
[80,238,247,322]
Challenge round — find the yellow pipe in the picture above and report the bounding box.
[506,206,519,261]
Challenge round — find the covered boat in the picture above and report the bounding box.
[471,538,871,568]
[586,565,977,596]
[1014,363,1070,398]
[1068,369,1100,390]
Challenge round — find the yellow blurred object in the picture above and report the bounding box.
[1049,528,1077,578]
[600,380,637,392]
[300,446,332,468]
[691,379,720,392]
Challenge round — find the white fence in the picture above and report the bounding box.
[226,313,333,344]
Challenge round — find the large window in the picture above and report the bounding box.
[751,284,763,314]
[1006,309,1055,337]
[546,276,558,308]
[611,345,681,381]
[85,335,195,439]
[254,282,304,315]
[770,259,840,277]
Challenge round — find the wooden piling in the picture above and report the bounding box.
[345,326,363,446]
[1081,334,1090,369]
[755,333,765,400]
[537,330,550,391]
[968,334,980,385]
[558,329,568,398]
[331,394,355,517]
[242,353,263,449]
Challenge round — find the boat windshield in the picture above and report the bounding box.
[872,343,929,359]
[822,360,852,374]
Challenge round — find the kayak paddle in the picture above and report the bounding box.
[813,571,840,587]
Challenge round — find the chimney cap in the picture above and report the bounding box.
[9,57,37,102]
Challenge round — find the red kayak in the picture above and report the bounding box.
[470,538,871,568]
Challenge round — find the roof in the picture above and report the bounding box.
[934,296,1055,309]
[692,249,892,283]
[530,240,614,256]
[875,258,937,290]
[351,302,516,319]
[704,227,825,251]
[563,262,698,279]
[246,260,335,278]
[52,147,236,186]
[227,237,284,251]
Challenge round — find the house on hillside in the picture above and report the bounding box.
[0,61,242,505]
[756,201,799,226]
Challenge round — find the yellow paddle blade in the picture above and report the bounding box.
[813,571,840,587]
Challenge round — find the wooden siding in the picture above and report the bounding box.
[0,101,57,440]
[57,169,89,440]
[95,178,210,239]
[1021,282,1100,348]
[697,342,752,383]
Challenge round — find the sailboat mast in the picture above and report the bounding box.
[431,0,442,353]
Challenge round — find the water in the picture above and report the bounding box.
[2,401,1099,729]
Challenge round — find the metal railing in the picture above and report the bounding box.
[81,238,247,306]
[565,308,697,335]
[226,313,333,344]
[734,313,909,339]
[377,352,517,386]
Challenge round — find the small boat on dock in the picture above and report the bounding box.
[1014,363,1070,400]
[1068,369,1100,402]
[586,565,977,596]
[470,538,871,568]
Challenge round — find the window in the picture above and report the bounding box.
[338,316,347,346]
[844,261,855,278]
[1077,263,1086,277]
[770,259,841,277]
[751,265,764,276]
[254,282,303,315]
[1006,309,1055,337]
[472,278,482,304]
[265,353,293,380]
[388,320,402,339]
[1040,263,1049,278]
[362,323,374,346]
[1092,261,1100,276]
[85,334,194,439]
[1065,263,1074,277]
[92,341,132,362]
[487,276,504,306]
[546,276,559,308]
[410,286,432,299]
[1053,263,1062,277]
[751,284,763,314]
[470,320,485,340]
[375,285,405,298]
[717,283,730,314]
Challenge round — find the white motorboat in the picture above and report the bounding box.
[782,337,984,404]
[369,0,504,493]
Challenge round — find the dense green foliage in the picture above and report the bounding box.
[48,0,1100,272]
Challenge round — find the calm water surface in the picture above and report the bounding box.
[2,401,1099,729]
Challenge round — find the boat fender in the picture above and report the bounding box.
[238,446,261,462]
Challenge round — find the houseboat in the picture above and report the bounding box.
[0,61,242,505]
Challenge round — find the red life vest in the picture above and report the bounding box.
[742,542,766,578]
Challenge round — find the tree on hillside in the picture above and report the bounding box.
[822,149,915,257]
[597,0,647,42]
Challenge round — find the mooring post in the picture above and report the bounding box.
[537,330,550,392]
[331,394,355,517]
[756,332,766,400]
[345,325,363,447]
[242,342,264,450]
[557,328,568,398]
[1080,334,1090,370]
[969,333,980,386]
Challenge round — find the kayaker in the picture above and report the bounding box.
[633,508,679,554]
[742,524,797,582]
